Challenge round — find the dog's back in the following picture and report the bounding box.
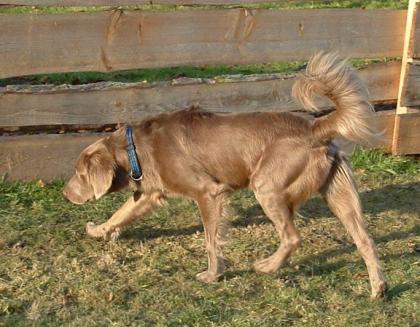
[140,108,320,189]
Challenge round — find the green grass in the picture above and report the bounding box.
[352,148,420,178]
[0,62,305,86]
[0,149,419,326]
[0,58,395,87]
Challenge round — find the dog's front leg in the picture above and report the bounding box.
[86,192,164,241]
[195,190,228,283]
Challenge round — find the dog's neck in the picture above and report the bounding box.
[108,129,139,180]
[125,126,143,181]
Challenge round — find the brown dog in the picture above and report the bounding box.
[63,53,388,299]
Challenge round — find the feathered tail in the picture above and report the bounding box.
[292,52,380,145]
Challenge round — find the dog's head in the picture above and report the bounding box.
[63,138,118,205]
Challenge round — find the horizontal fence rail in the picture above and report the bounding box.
[0,9,407,78]
[0,133,102,181]
[0,62,401,127]
[0,0,319,6]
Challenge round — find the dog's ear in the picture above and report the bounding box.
[85,147,115,200]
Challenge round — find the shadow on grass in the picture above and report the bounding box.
[386,280,420,299]
[123,182,419,241]
[223,249,418,299]
[121,182,419,298]
[296,224,419,266]
[231,182,420,224]
[223,252,419,300]
[294,248,418,277]
[123,224,203,240]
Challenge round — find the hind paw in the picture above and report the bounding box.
[254,257,280,274]
[371,281,388,300]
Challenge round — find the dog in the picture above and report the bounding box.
[63,53,388,299]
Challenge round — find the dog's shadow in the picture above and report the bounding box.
[223,225,419,300]
[123,182,419,298]
[232,182,420,223]
[125,182,419,240]
[223,248,419,300]
[123,224,203,240]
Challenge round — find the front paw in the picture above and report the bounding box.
[86,222,102,238]
[371,281,388,300]
[195,270,221,283]
[86,222,112,240]
[110,228,121,241]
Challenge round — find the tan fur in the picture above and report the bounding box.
[63,53,387,299]
[292,52,381,145]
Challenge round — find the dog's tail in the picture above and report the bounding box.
[292,52,380,145]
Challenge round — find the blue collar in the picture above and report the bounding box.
[126,126,143,181]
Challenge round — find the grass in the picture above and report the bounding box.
[0,58,395,87]
[0,149,419,326]
[0,62,305,87]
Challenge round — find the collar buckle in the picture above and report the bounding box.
[130,171,143,181]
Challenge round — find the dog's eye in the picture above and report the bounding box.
[76,171,87,180]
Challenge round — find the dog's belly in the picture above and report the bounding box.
[205,159,250,189]
[194,138,261,190]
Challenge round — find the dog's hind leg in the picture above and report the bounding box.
[195,184,231,283]
[253,189,301,274]
[321,157,388,299]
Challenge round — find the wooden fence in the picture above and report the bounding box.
[393,0,420,154]
[0,0,419,181]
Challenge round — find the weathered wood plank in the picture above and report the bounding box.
[0,62,401,127]
[394,1,419,153]
[376,110,396,153]
[0,133,101,181]
[400,61,420,107]
[0,111,398,181]
[0,9,406,78]
[396,1,418,113]
[413,3,420,57]
[392,112,420,155]
[0,0,311,5]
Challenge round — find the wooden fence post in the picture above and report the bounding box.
[392,0,420,155]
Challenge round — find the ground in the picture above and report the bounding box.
[0,149,419,326]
